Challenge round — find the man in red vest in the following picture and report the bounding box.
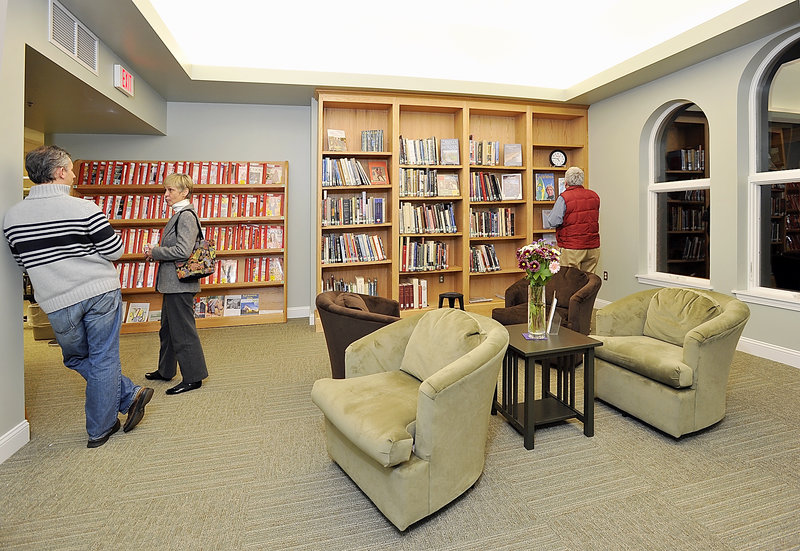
[544,166,600,273]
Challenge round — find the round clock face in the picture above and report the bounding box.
[550,149,567,167]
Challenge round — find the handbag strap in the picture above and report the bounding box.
[175,208,205,241]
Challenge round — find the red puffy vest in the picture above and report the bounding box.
[555,185,600,249]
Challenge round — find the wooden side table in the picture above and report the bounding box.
[493,325,602,449]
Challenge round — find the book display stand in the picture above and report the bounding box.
[316,90,588,319]
[74,159,288,333]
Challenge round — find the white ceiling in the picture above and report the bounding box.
[143,0,751,90]
[23,0,800,134]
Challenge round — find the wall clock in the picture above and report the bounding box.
[550,149,567,167]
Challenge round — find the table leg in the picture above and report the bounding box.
[524,356,535,450]
[584,348,595,437]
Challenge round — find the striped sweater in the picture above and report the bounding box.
[3,184,123,313]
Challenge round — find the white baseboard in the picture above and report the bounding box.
[594,298,799,369]
[287,306,309,320]
[0,420,29,465]
[736,337,800,369]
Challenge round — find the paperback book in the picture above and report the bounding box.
[125,302,149,323]
[240,294,260,315]
[224,295,242,317]
[327,129,347,152]
[535,173,556,200]
[501,173,522,200]
[503,144,522,167]
[440,139,460,165]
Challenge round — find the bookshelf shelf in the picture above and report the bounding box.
[316,90,588,317]
[74,159,288,333]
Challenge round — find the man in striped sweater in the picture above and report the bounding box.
[3,145,153,448]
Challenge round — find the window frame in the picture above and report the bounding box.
[736,32,800,311]
[637,101,713,290]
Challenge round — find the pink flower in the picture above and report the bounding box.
[549,261,560,274]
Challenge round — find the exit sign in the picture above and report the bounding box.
[113,64,134,97]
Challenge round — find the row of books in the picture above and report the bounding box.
[469,244,501,273]
[470,172,522,201]
[115,254,284,290]
[321,233,387,264]
[361,130,385,152]
[469,139,523,167]
[468,208,516,237]
[399,236,450,272]
[399,278,429,310]
[320,194,385,226]
[85,192,284,220]
[78,160,284,187]
[669,206,708,231]
[214,257,283,284]
[666,147,705,172]
[674,189,707,202]
[116,223,284,254]
[399,169,459,198]
[676,236,706,260]
[399,202,457,234]
[195,294,264,318]
[398,136,460,166]
[321,157,389,187]
[322,275,379,296]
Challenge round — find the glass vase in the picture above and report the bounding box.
[527,282,547,340]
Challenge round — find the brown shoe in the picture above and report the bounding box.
[123,387,154,432]
[87,419,120,448]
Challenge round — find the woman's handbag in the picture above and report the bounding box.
[174,210,217,281]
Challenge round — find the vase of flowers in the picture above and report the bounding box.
[516,239,561,339]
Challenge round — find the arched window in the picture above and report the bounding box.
[750,35,800,297]
[646,102,710,284]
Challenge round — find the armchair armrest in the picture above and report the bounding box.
[595,288,658,336]
[362,294,401,317]
[567,272,602,335]
[345,313,420,377]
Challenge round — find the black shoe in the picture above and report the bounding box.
[145,371,172,381]
[165,381,202,395]
[123,387,154,433]
[87,418,120,448]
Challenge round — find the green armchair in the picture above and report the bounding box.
[311,308,509,531]
[591,287,750,437]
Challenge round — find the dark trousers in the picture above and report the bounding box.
[158,293,208,383]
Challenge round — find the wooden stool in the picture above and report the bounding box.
[438,292,464,310]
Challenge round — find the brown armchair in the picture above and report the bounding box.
[491,266,602,336]
[316,291,401,379]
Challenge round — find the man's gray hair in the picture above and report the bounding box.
[564,166,585,187]
[25,145,72,184]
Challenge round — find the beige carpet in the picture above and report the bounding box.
[1,319,799,550]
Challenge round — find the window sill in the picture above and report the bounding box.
[635,272,713,290]
[732,288,800,312]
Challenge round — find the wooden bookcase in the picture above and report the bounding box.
[74,160,288,334]
[316,90,588,319]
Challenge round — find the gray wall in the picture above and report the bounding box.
[54,101,313,318]
[0,0,168,461]
[589,30,800,361]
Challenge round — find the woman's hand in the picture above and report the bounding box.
[143,244,154,262]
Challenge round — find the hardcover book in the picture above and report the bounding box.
[240,294,260,315]
[501,173,522,200]
[224,295,242,317]
[440,139,460,165]
[248,163,263,186]
[125,302,150,323]
[327,129,347,152]
[205,295,224,317]
[535,173,556,201]
[503,144,522,166]
[367,160,389,185]
[436,173,460,197]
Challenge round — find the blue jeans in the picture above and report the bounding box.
[47,289,138,440]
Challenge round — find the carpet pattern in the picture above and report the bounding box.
[1,319,799,550]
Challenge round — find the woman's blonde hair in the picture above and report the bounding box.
[163,173,194,197]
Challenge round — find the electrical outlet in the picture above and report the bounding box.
[603,271,609,281]
[439,275,445,283]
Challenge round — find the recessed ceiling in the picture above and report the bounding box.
[142,0,751,90]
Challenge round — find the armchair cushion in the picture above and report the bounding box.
[334,292,368,311]
[643,288,721,346]
[593,335,693,388]
[400,308,485,382]
[311,370,420,468]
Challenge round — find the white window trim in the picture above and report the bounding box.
[637,102,712,288]
[735,31,800,310]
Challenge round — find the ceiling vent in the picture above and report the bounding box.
[49,0,98,74]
